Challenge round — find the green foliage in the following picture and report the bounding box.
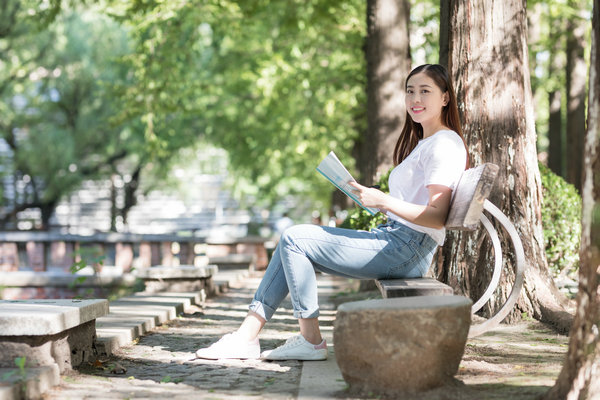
[527,0,593,155]
[69,247,105,289]
[1,357,27,381]
[105,0,366,208]
[0,4,139,224]
[409,0,440,65]
[340,168,391,230]
[539,163,581,278]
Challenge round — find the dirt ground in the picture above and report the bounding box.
[452,319,568,399]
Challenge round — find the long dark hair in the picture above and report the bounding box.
[392,64,469,168]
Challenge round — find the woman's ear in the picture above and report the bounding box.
[443,91,449,106]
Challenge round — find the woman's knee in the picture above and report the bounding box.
[280,224,320,247]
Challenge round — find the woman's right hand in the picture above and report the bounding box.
[348,181,387,210]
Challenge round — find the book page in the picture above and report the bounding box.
[316,151,379,216]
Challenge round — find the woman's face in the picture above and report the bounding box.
[405,72,448,127]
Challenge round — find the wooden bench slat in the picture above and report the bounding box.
[445,163,499,230]
[375,278,454,298]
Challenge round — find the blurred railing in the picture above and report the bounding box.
[0,231,269,272]
[0,232,271,299]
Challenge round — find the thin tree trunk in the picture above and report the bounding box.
[544,1,600,397]
[548,24,566,177]
[548,90,564,176]
[110,174,118,232]
[439,0,572,331]
[121,166,141,226]
[360,0,411,186]
[566,3,588,192]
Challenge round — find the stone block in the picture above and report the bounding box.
[136,265,217,280]
[0,299,108,373]
[0,364,60,400]
[135,265,217,294]
[334,295,472,397]
[115,243,134,271]
[26,242,45,272]
[0,243,19,271]
[0,299,108,336]
[49,241,75,270]
[208,254,255,270]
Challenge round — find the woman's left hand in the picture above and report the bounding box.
[348,181,387,210]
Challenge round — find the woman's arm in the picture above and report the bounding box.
[348,182,452,229]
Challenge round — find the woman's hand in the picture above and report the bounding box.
[348,181,388,210]
[349,182,452,229]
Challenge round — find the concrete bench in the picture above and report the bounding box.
[208,254,257,271]
[334,164,526,396]
[0,299,108,373]
[134,264,218,294]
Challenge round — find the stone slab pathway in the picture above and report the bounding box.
[42,272,354,400]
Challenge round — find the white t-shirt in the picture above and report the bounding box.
[386,129,467,245]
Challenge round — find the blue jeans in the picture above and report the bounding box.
[249,221,438,321]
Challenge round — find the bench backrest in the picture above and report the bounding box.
[445,163,499,231]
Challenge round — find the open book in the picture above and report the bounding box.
[316,151,379,216]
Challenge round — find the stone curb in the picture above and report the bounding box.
[0,364,59,400]
[298,345,347,399]
[95,292,204,356]
[95,268,249,356]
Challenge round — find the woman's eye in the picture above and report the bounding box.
[421,90,430,94]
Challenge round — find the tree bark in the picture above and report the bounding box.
[359,0,411,186]
[548,25,566,177]
[122,165,141,226]
[566,2,588,192]
[548,89,564,177]
[439,0,572,331]
[544,1,600,397]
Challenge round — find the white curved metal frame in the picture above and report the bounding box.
[467,200,526,337]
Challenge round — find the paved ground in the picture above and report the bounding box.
[39,271,570,400]
[42,272,354,400]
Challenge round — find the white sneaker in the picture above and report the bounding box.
[195,332,260,360]
[261,334,328,361]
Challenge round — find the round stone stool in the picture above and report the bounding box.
[334,295,472,396]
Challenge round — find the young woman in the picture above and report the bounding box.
[195,64,469,361]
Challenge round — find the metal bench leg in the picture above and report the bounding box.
[469,200,527,337]
[471,213,503,313]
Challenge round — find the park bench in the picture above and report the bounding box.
[334,163,526,396]
[374,162,525,337]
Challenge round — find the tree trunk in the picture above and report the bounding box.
[359,0,411,186]
[544,2,600,397]
[110,174,118,232]
[439,0,572,331]
[39,201,57,231]
[548,26,566,177]
[548,89,564,177]
[121,165,141,227]
[566,3,588,192]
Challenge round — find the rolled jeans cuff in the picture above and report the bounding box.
[249,299,277,322]
[293,308,320,319]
